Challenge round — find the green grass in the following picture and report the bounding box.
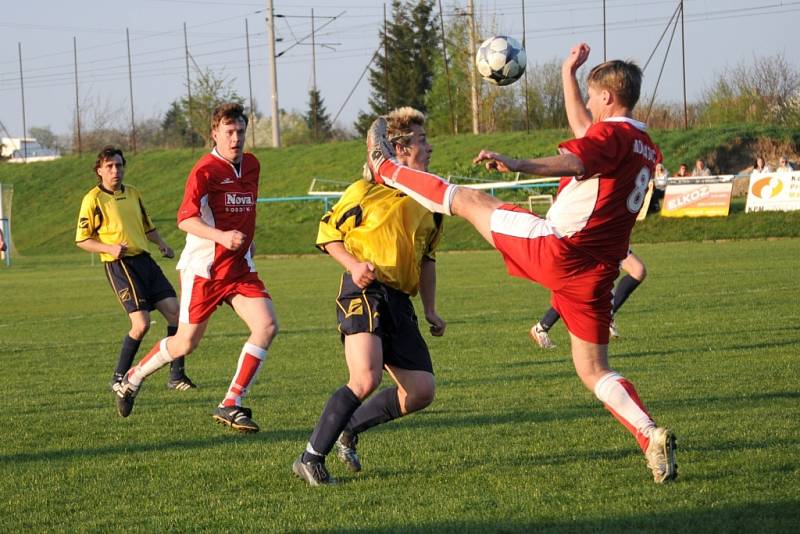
[1,124,798,256]
[1,240,798,532]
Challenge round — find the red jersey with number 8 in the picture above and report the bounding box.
[176,149,260,280]
[547,117,661,266]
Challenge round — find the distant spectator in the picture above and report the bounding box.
[776,156,794,173]
[649,163,668,213]
[752,156,771,175]
[692,159,711,177]
[0,227,6,252]
[675,163,690,177]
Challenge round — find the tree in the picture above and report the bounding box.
[28,126,57,149]
[355,0,439,135]
[161,100,201,148]
[305,89,333,142]
[181,67,245,146]
[699,53,800,127]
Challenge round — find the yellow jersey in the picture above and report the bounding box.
[75,184,156,262]
[316,179,443,295]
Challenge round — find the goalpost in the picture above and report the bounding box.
[0,183,13,267]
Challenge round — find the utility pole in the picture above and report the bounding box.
[267,0,281,148]
[437,0,456,134]
[245,18,256,148]
[18,43,27,160]
[72,37,81,155]
[521,0,530,132]
[467,0,480,134]
[311,8,318,141]
[603,0,607,61]
[680,0,688,129]
[383,4,390,111]
[126,28,137,153]
[184,22,195,150]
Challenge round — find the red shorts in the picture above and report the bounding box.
[490,204,617,344]
[179,270,271,324]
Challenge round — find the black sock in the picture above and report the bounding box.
[345,386,402,436]
[612,275,641,315]
[305,386,361,462]
[165,326,185,380]
[115,335,142,376]
[539,307,561,331]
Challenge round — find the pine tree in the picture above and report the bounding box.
[355,0,439,135]
[305,89,333,142]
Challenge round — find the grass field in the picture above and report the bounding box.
[1,240,798,532]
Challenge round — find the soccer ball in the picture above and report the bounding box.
[475,35,527,86]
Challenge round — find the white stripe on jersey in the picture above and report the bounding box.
[490,208,560,239]
[545,175,600,238]
[178,269,196,324]
[176,194,217,278]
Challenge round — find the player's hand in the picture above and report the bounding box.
[473,150,516,173]
[109,242,127,259]
[221,230,246,251]
[159,244,175,258]
[426,312,446,337]
[563,43,590,75]
[350,262,376,289]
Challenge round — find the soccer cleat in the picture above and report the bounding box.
[609,320,620,338]
[167,375,197,391]
[334,431,362,472]
[529,322,556,349]
[114,377,139,418]
[365,116,396,184]
[292,455,336,486]
[645,427,678,483]
[212,405,260,433]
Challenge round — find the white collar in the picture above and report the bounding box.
[602,116,647,131]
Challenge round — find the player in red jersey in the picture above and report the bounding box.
[364,43,677,483]
[114,103,279,433]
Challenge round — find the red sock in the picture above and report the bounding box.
[223,343,267,407]
[594,372,655,452]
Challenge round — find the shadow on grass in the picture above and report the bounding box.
[0,427,310,465]
[308,501,799,533]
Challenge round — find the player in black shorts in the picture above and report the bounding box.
[75,146,195,391]
[293,108,446,486]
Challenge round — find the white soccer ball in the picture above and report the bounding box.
[475,35,527,86]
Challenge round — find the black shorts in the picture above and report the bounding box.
[336,273,433,374]
[104,253,176,314]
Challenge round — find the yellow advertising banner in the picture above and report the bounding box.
[661,179,733,218]
[745,171,800,213]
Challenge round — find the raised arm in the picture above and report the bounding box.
[473,150,585,178]
[562,43,593,138]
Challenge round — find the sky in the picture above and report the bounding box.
[0,0,798,139]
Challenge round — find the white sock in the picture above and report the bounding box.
[128,338,174,388]
[594,372,655,438]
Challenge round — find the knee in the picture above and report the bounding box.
[632,263,647,282]
[168,334,199,357]
[253,319,279,347]
[129,321,149,340]
[406,386,435,412]
[347,373,381,401]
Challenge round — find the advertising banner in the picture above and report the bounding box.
[745,171,800,213]
[661,177,734,217]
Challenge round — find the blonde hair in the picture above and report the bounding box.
[587,60,642,109]
[386,107,426,147]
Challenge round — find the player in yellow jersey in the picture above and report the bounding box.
[75,146,195,392]
[293,107,446,486]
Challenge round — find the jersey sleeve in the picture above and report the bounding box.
[75,192,99,243]
[315,183,365,251]
[178,165,209,223]
[558,123,623,180]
